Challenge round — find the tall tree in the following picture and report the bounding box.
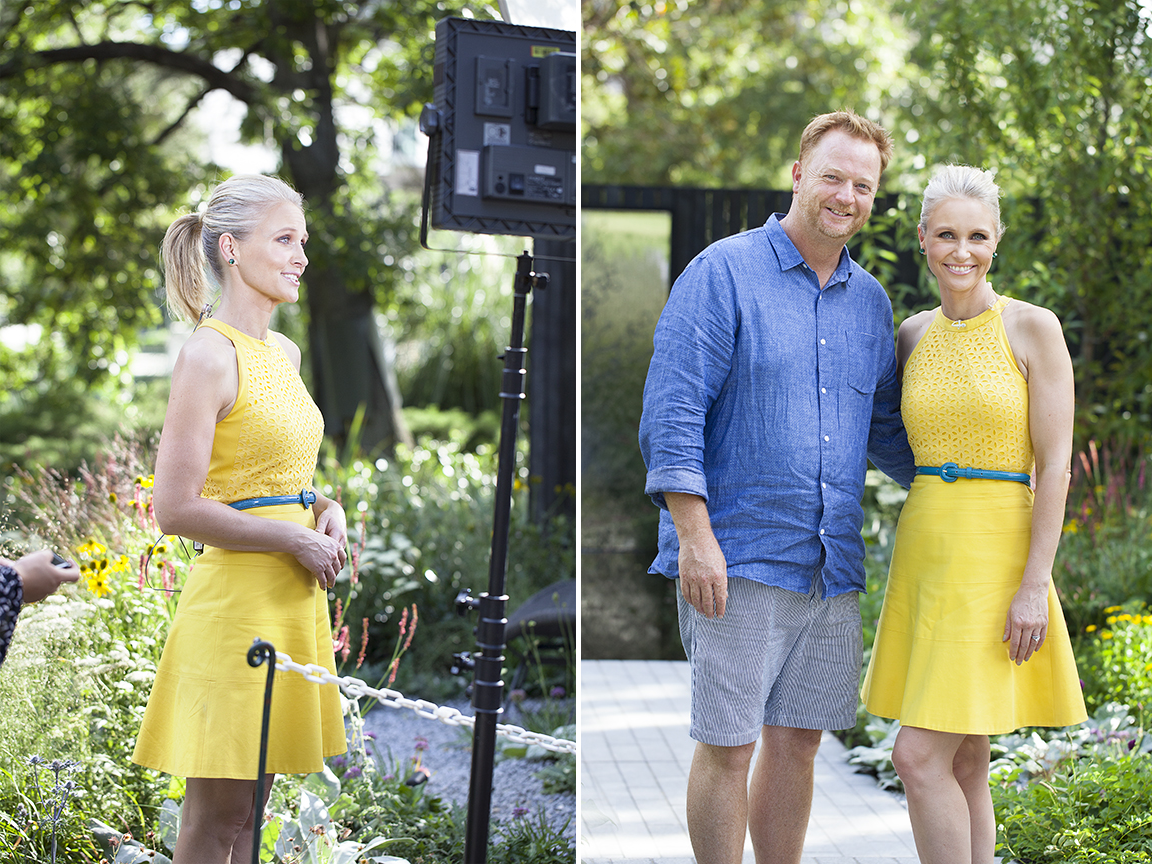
[0,0,486,453]
[582,0,921,187]
[899,0,1152,443]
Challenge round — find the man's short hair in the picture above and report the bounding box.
[798,110,894,175]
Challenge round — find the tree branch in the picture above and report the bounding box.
[0,40,261,104]
[151,86,211,148]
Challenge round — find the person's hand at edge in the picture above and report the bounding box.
[4,549,80,604]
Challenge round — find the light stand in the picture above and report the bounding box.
[456,251,547,864]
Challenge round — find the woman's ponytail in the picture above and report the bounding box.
[160,211,213,323]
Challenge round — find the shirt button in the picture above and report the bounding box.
[824,435,830,442]
[821,387,827,394]
[821,482,827,489]
[820,338,826,345]
[819,528,826,535]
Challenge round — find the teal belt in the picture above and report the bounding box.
[229,490,317,510]
[916,463,1031,486]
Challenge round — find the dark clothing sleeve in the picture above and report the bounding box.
[867,340,917,489]
[0,565,23,669]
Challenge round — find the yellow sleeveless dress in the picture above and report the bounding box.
[861,297,1086,734]
[132,318,346,778]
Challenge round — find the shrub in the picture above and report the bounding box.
[316,437,575,703]
[1078,605,1152,726]
[994,749,1152,862]
[1057,441,1152,636]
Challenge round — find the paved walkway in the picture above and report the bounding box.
[580,659,920,864]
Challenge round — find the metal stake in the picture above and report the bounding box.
[247,638,277,864]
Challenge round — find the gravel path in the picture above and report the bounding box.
[359,696,576,844]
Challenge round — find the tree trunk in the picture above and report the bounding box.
[273,17,411,456]
[283,145,412,454]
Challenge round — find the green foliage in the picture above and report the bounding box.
[391,237,525,417]
[1056,441,1152,636]
[487,810,574,864]
[899,0,1152,445]
[0,454,182,857]
[0,757,97,864]
[316,437,575,696]
[580,210,683,660]
[582,0,921,186]
[994,750,1152,862]
[1078,606,1152,726]
[0,0,491,452]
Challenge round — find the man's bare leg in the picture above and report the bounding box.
[747,725,822,864]
[686,740,757,864]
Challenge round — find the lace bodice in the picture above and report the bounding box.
[902,295,1032,474]
[196,318,324,502]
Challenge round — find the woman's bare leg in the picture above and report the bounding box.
[172,775,274,864]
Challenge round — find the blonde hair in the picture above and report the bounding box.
[919,165,1004,239]
[161,174,304,322]
[798,110,894,175]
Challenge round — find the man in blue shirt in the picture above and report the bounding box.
[639,110,915,864]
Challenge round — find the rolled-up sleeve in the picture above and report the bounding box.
[639,254,736,510]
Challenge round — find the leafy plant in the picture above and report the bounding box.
[1058,441,1152,636]
[994,749,1152,861]
[1078,606,1152,726]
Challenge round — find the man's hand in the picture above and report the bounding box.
[666,492,728,618]
[679,531,728,619]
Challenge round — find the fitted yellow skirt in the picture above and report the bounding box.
[132,504,346,778]
[862,476,1086,735]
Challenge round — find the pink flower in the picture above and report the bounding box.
[356,618,369,669]
[333,625,350,662]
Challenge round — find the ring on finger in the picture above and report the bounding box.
[1029,634,1041,641]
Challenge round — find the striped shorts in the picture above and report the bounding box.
[677,573,862,747]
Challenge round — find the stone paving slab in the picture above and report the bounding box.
[579,659,922,864]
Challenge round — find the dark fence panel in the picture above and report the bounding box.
[582,185,792,288]
[582,185,924,299]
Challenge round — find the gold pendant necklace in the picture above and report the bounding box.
[948,293,998,329]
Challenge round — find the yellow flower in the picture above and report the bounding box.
[1101,631,1113,640]
[1086,624,1097,633]
[1062,521,1079,534]
[1107,616,1117,625]
[108,492,118,504]
[1104,606,1123,613]
[86,571,110,598]
[77,539,107,556]
[139,475,155,489]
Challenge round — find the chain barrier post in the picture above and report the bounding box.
[247,638,277,864]
[461,251,545,864]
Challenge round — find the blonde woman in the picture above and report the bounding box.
[132,175,347,863]
[862,165,1086,863]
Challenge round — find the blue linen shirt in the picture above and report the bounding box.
[639,215,915,598]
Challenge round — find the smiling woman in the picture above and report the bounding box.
[131,174,349,864]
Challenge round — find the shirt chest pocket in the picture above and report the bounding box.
[847,332,881,395]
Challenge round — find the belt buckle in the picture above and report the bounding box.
[939,462,960,482]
